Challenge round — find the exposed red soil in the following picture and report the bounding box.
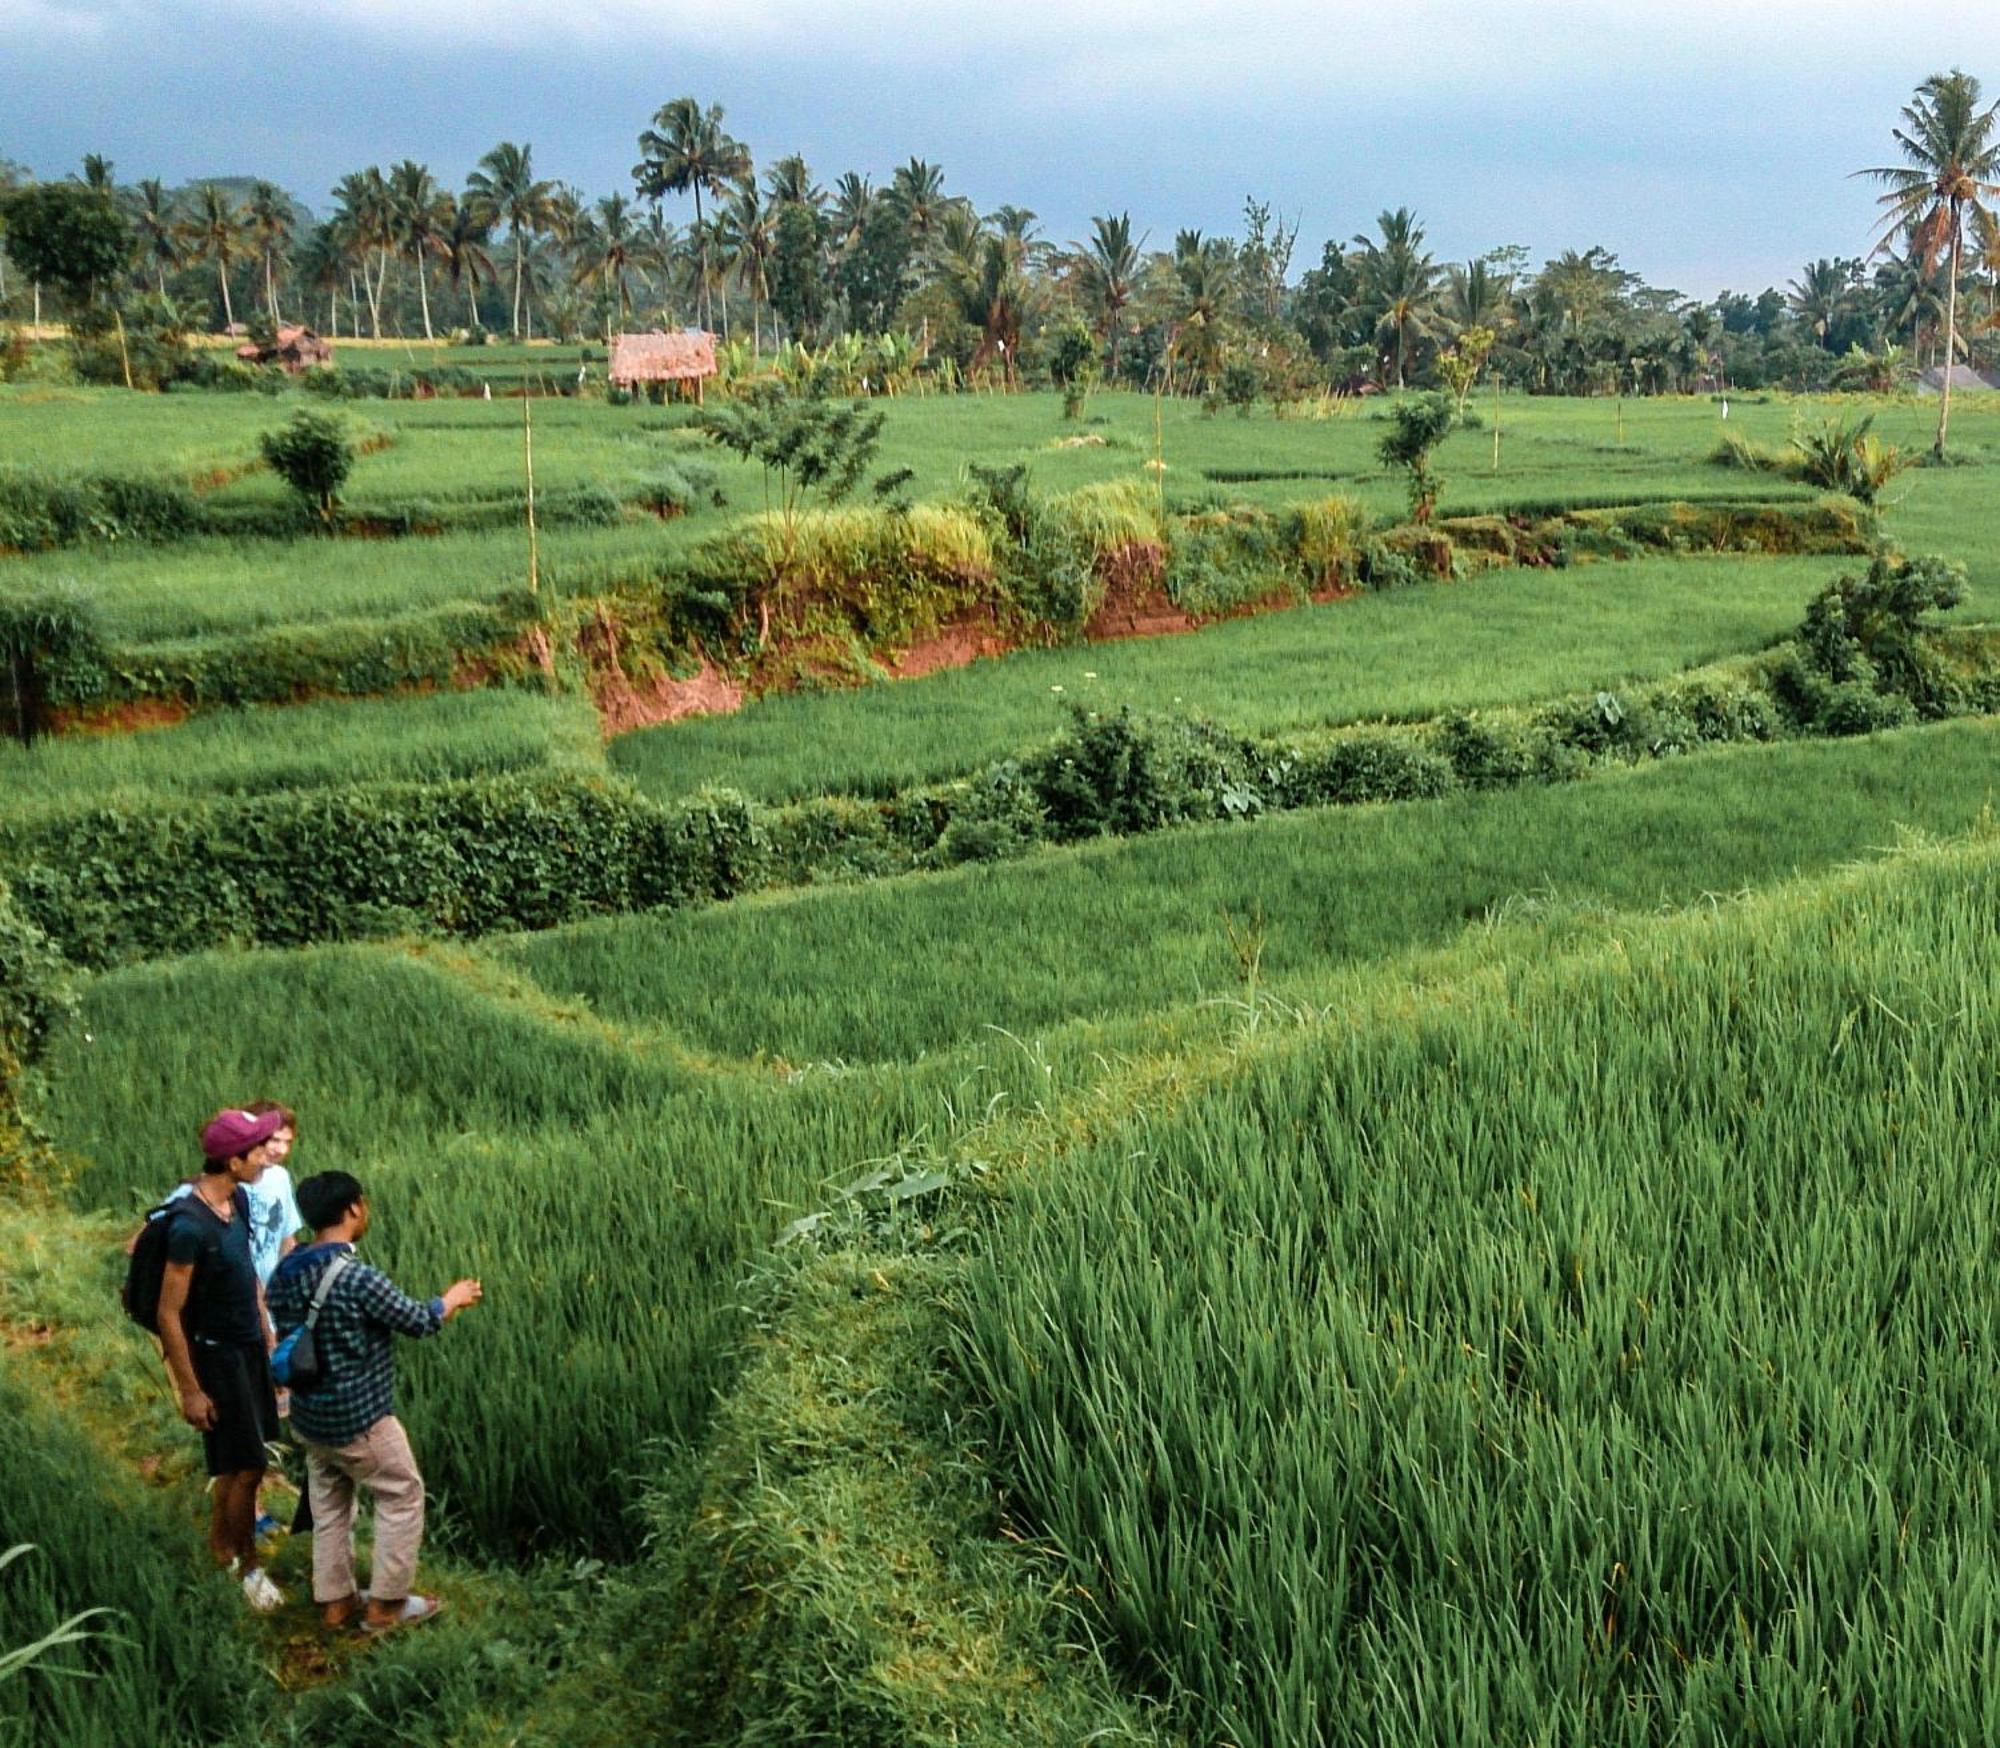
[48,696,190,736]
[877,605,1014,679]
[580,604,744,737]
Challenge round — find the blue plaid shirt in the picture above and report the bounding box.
[267,1242,445,1448]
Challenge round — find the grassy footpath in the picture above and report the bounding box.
[513,717,2000,1063]
[610,551,1855,802]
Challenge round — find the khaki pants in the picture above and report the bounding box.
[303,1415,426,1605]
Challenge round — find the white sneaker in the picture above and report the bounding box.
[240,1567,286,1613]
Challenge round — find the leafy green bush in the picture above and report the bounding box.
[0,584,104,745]
[259,407,355,526]
[1,774,762,968]
[1022,705,1266,840]
[0,468,201,551]
[1275,727,1456,807]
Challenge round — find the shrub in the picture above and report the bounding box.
[0,585,104,745]
[0,774,770,970]
[1789,412,1908,504]
[1796,548,1965,711]
[633,459,725,517]
[259,408,355,526]
[1275,727,1456,808]
[1022,705,1265,841]
[1375,392,1456,522]
[0,469,200,551]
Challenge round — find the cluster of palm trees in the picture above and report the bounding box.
[5,72,1994,442]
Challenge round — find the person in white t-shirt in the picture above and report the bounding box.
[160,1102,304,1288]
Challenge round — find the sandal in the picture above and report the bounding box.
[321,1590,368,1631]
[360,1594,444,1635]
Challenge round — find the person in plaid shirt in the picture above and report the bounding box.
[267,1170,482,1634]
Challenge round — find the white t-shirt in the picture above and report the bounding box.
[167,1166,304,1287]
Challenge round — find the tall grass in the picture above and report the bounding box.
[0,690,604,823]
[0,1359,262,1746]
[953,835,2000,1746]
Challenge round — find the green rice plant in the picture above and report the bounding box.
[0,690,605,826]
[610,552,1856,803]
[517,719,2000,1065]
[38,946,1075,1553]
[952,833,2000,1746]
[0,1359,264,1744]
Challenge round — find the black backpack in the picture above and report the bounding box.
[122,1189,245,1334]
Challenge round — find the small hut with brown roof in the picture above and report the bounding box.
[609,330,717,402]
[235,325,333,373]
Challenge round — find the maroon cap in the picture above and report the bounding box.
[200,1107,286,1162]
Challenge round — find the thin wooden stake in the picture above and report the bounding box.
[523,391,539,600]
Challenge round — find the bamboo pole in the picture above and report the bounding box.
[523,391,539,600]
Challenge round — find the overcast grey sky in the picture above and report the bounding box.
[6,0,2000,296]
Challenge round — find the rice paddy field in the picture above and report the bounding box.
[3,370,1999,1747]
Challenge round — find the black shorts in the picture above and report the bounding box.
[191,1339,279,1477]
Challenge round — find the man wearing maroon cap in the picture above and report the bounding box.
[156,1107,289,1612]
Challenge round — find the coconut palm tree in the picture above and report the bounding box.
[632,97,750,333]
[293,222,348,334]
[80,154,115,192]
[1787,258,1850,349]
[331,167,396,338]
[244,180,294,325]
[830,172,875,252]
[573,193,644,338]
[466,141,555,339]
[888,158,948,247]
[1444,258,1511,334]
[386,161,448,341]
[716,180,775,354]
[1074,212,1145,379]
[132,178,180,297]
[434,194,496,332]
[1858,69,2000,458]
[182,182,246,330]
[1352,208,1441,389]
[763,154,823,212]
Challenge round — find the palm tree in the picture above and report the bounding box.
[132,178,180,297]
[387,161,447,340]
[1787,259,1850,349]
[293,222,348,334]
[1074,212,1144,378]
[763,154,823,211]
[331,167,395,338]
[574,193,643,337]
[888,158,948,246]
[466,141,555,339]
[632,97,750,332]
[1352,208,1441,389]
[435,194,496,331]
[830,172,875,252]
[716,179,775,354]
[244,180,294,325]
[1444,258,1511,334]
[80,154,115,192]
[1858,69,2000,458]
[183,183,246,329]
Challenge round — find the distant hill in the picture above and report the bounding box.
[163,177,316,228]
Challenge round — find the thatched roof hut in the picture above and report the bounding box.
[235,325,333,373]
[609,330,717,401]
